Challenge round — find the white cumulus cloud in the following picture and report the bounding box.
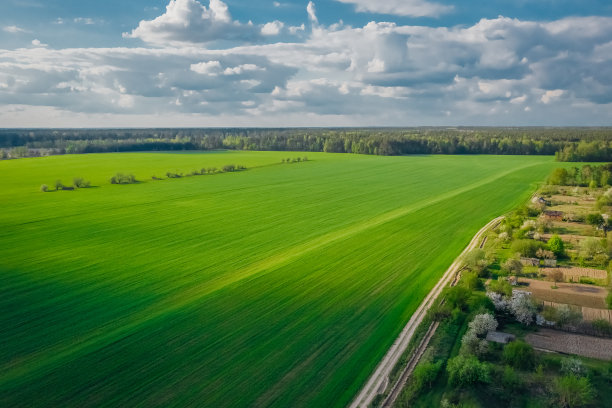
[123,0,261,45]
[262,21,284,36]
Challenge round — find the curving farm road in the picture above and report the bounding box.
[350,216,504,408]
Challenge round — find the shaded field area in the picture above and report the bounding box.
[0,152,557,407]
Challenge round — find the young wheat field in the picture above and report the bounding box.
[0,151,557,407]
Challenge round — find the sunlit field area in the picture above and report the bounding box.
[1,151,558,407]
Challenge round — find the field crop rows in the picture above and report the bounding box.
[0,152,556,407]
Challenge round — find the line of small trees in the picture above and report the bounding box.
[41,164,248,192]
[281,157,308,163]
[162,164,246,179]
[41,177,91,192]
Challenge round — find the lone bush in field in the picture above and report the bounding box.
[54,180,64,191]
[40,184,49,192]
[110,173,137,184]
[73,177,90,188]
[503,340,535,370]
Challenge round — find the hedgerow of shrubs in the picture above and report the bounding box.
[41,177,91,192]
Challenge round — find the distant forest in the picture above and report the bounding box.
[1,127,612,162]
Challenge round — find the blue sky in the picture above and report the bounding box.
[1,0,611,126]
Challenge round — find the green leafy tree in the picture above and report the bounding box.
[547,235,565,257]
[445,285,471,310]
[446,355,491,386]
[549,168,569,185]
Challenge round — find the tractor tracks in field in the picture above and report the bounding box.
[350,216,503,408]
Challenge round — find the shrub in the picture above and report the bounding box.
[54,180,64,190]
[511,239,543,258]
[503,340,535,370]
[462,249,488,273]
[579,237,605,259]
[501,365,522,391]
[111,173,137,184]
[556,375,594,407]
[40,184,49,192]
[489,279,512,297]
[73,177,90,188]
[427,302,452,322]
[445,285,471,310]
[412,361,442,391]
[556,305,582,326]
[502,258,523,276]
[166,172,182,178]
[462,272,481,291]
[592,319,612,336]
[586,213,604,226]
[548,235,565,257]
[222,164,236,172]
[561,358,586,377]
[303,156,308,161]
[446,355,491,386]
[207,167,217,174]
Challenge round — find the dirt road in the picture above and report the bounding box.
[349,216,503,408]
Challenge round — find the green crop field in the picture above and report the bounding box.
[0,151,558,407]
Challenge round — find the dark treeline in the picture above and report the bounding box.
[2,127,612,161]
